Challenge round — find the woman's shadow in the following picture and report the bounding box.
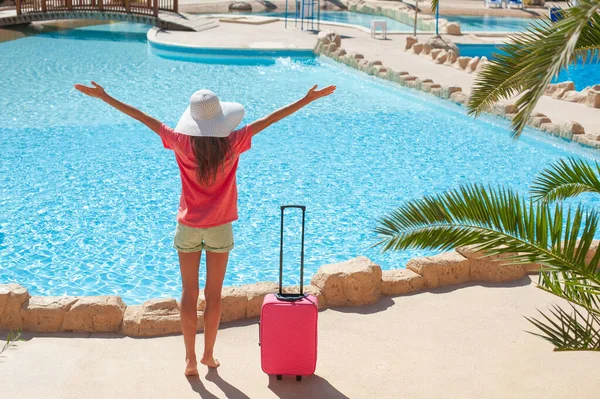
[186,371,348,398]
[186,369,251,399]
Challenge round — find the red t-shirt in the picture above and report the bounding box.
[159,124,252,228]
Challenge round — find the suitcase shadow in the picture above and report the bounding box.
[267,374,350,399]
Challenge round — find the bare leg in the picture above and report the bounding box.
[178,251,201,376]
[201,251,229,369]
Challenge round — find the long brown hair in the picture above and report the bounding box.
[190,136,232,186]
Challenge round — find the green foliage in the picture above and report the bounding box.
[531,157,600,203]
[1,329,23,355]
[468,0,600,137]
[376,168,600,350]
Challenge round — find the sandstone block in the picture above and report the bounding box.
[426,36,459,54]
[450,91,469,105]
[561,90,587,103]
[430,87,443,97]
[22,296,78,333]
[381,269,426,296]
[243,282,278,318]
[282,285,326,309]
[470,261,526,283]
[475,56,489,73]
[586,91,600,108]
[422,43,432,55]
[405,36,418,50]
[529,116,552,128]
[121,305,141,336]
[0,284,29,330]
[406,257,439,288]
[456,245,531,281]
[456,56,471,70]
[434,50,448,64]
[446,22,461,35]
[430,48,442,60]
[561,120,585,136]
[412,43,424,55]
[62,296,126,333]
[311,257,382,307]
[229,2,252,11]
[317,30,341,47]
[441,86,462,99]
[220,287,248,323]
[431,251,470,287]
[540,123,560,135]
[466,56,480,73]
[446,50,458,64]
[137,298,182,336]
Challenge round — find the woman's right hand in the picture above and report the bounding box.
[305,85,337,102]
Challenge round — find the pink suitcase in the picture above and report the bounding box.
[259,205,318,382]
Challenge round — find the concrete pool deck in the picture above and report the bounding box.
[2,276,599,398]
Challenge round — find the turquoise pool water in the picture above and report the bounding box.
[457,44,600,90]
[255,11,536,32]
[444,15,536,32]
[256,10,415,31]
[2,22,600,304]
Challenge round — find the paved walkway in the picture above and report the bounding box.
[2,277,599,398]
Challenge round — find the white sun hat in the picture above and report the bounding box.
[175,90,245,137]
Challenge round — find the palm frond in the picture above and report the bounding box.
[531,157,600,203]
[468,1,600,138]
[375,184,600,304]
[526,305,600,351]
[430,0,439,13]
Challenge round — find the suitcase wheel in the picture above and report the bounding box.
[276,375,282,381]
[296,376,302,382]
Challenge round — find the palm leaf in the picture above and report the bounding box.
[375,184,600,310]
[526,305,600,351]
[375,184,600,350]
[531,157,600,203]
[430,0,439,13]
[468,1,600,138]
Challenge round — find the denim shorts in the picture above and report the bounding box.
[173,222,234,253]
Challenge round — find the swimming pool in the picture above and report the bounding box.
[255,11,536,32]
[256,10,415,32]
[457,44,600,90]
[444,15,536,32]
[2,22,600,304]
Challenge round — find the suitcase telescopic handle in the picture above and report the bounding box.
[277,205,306,301]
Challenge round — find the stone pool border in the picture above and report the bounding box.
[1,242,552,337]
[315,32,600,148]
[406,38,600,112]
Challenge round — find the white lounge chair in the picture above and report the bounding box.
[508,0,524,9]
[371,20,387,39]
[485,0,503,8]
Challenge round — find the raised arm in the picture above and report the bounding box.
[74,81,162,135]
[248,84,336,136]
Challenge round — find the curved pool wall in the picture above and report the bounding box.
[457,44,600,90]
[2,22,600,304]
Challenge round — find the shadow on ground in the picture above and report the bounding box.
[185,370,348,399]
[267,374,349,399]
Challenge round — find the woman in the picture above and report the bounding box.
[74,81,336,375]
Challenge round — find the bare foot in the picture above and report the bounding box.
[200,356,220,368]
[185,359,199,376]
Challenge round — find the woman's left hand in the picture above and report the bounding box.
[74,81,107,100]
